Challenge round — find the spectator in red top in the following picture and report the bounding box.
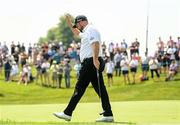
[167,36,175,48]
[157,37,164,56]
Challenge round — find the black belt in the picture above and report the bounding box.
[82,57,102,63]
[82,57,93,64]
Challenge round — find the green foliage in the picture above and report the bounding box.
[47,27,58,42]
[38,37,48,44]
[38,14,80,47]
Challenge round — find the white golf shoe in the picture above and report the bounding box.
[96,116,114,122]
[53,112,71,121]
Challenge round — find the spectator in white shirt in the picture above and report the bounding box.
[149,57,160,80]
[10,61,19,81]
[106,58,114,87]
[129,55,138,84]
[73,60,81,79]
[50,60,58,87]
[108,42,114,61]
[140,52,149,81]
[114,51,121,76]
[41,59,50,86]
[121,57,130,84]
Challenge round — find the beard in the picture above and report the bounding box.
[78,26,83,32]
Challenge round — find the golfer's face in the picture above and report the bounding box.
[76,21,83,31]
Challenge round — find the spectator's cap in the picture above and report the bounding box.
[73,15,88,28]
[53,60,57,64]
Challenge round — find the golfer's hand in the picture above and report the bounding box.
[65,14,80,36]
[93,58,100,70]
[65,14,73,28]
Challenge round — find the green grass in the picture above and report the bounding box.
[0,67,180,124]
[1,101,180,125]
[0,72,180,104]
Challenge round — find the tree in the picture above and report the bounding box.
[47,27,57,42]
[38,37,47,44]
[38,14,80,47]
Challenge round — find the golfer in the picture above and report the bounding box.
[53,14,114,122]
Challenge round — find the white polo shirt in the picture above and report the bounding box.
[79,24,102,62]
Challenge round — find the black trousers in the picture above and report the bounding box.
[64,57,113,117]
[150,69,160,78]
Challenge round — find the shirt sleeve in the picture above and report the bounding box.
[89,28,101,44]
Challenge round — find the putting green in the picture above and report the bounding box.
[1,101,180,124]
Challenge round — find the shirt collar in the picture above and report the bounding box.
[82,24,90,32]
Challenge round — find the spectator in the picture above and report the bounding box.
[21,43,26,52]
[133,38,140,56]
[106,57,114,87]
[10,61,19,81]
[121,57,130,84]
[167,36,175,48]
[157,37,164,56]
[73,60,81,79]
[27,63,33,82]
[10,41,16,55]
[18,64,28,85]
[20,51,28,67]
[149,57,160,80]
[101,42,106,56]
[108,42,114,61]
[4,59,11,81]
[41,59,50,86]
[114,51,121,76]
[64,61,71,88]
[140,52,149,81]
[129,55,138,84]
[35,60,43,85]
[0,55,3,75]
[53,49,61,64]
[57,62,63,88]
[165,60,178,81]
[50,60,58,87]
[28,43,33,63]
[120,39,128,56]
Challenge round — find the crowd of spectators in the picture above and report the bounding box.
[103,36,180,85]
[0,36,179,88]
